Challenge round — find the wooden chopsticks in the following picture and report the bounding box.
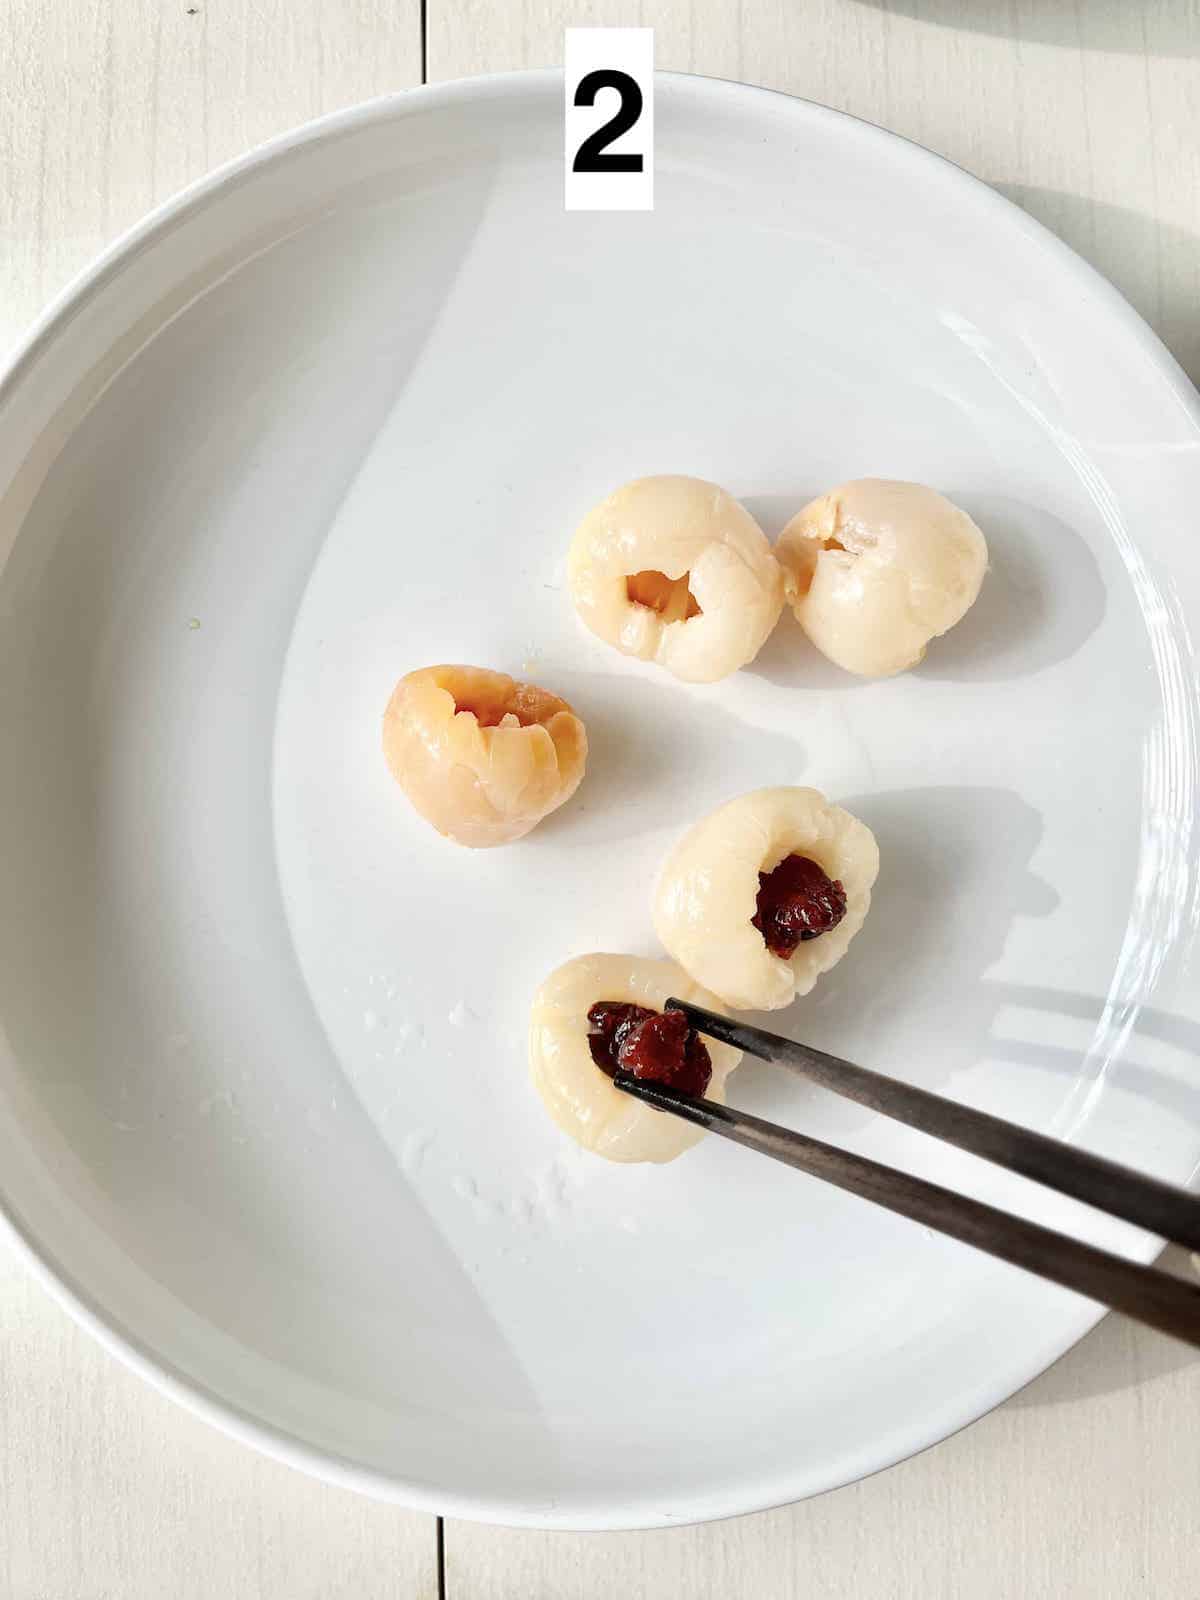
[610,999,1200,1349]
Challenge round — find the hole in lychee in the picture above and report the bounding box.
[794,534,851,596]
[436,668,571,734]
[626,569,703,623]
[453,696,534,728]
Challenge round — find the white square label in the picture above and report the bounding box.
[564,28,654,212]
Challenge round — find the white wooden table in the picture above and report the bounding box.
[3,4,1199,1595]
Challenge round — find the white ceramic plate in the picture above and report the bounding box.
[1,72,1198,1531]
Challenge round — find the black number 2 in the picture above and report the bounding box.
[572,70,644,173]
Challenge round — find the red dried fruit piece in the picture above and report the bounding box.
[586,1001,713,1098]
[618,1010,713,1098]
[586,1001,653,1073]
[753,854,848,959]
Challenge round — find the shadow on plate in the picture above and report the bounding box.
[744,613,874,694]
[729,780,1200,1406]
[986,983,1200,1134]
[531,667,809,846]
[1000,186,1200,388]
[0,149,567,1486]
[916,492,1107,683]
[848,0,1200,57]
[1011,1254,1199,1405]
[731,784,1059,1127]
[732,777,1200,1137]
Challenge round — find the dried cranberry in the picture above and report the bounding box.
[586,1001,653,1073]
[752,854,847,959]
[618,1010,712,1097]
[586,1001,712,1098]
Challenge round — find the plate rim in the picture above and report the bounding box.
[1,66,1197,1531]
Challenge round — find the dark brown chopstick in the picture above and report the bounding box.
[612,1072,1200,1349]
[667,999,1200,1255]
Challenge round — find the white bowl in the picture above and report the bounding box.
[1,71,1198,1530]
